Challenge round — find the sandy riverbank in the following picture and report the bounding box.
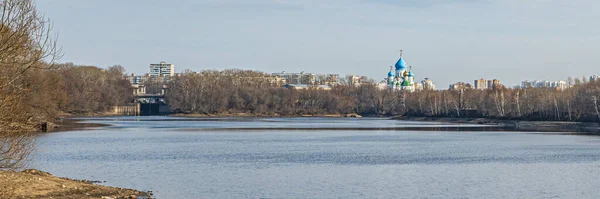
[394,116,600,133]
[0,169,150,199]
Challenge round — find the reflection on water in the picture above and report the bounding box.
[32,117,600,198]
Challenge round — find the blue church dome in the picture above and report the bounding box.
[395,58,407,71]
[408,71,414,77]
[388,71,394,77]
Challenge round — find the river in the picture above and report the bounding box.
[32,117,600,198]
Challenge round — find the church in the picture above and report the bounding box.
[386,50,416,91]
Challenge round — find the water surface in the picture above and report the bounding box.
[33,117,600,198]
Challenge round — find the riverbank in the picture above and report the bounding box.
[394,116,600,133]
[45,119,110,132]
[0,169,150,199]
[170,113,363,118]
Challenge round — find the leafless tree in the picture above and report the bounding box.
[0,131,35,169]
[1,0,61,169]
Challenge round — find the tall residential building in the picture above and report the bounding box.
[591,75,600,82]
[474,78,488,90]
[553,81,568,90]
[487,79,502,89]
[474,78,501,90]
[149,61,175,77]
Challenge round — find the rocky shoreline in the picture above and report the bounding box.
[0,169,151,199]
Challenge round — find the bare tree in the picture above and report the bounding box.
[514,89,522,117]
[1,0,61,128]
[592,96,600,123]
[0,0,61,87]
[0,131,35,169]
[1,0,62,169]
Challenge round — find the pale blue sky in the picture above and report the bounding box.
[37,0,600,87]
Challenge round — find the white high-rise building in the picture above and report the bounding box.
[520,80,569,90]
[149,61,175,77]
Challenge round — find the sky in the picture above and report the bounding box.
[36,0,600,87]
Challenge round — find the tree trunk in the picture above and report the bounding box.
[592,96,600,123]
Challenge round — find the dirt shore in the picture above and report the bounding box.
[0,169,150,199]
[395,116,600,133]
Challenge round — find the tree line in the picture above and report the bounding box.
[402,82,600,122]
[165,70,600,123]
[1,0,132,132]
[1,0,134,168]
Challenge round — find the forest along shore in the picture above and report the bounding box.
[395,116,600,133]
[0,169,151,199]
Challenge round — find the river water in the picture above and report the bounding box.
[32,117,600,198]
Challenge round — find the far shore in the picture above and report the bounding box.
[394,116,600,133]
[169,112,363,118]
[45,113,364,132]
[47,114,600,134]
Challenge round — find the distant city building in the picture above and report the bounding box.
[321,74,340,85]
[422,78,435,90]
[348,75,367,86]
[474,78,502,90]
[520,80,568,90]
[414,83,424,91]
[449,82,473,91]
[149,61,175,77]
[474,78,488,90]
[272,72,339,85]
[591,75,600,82]
[488,79,501,89]
[283,84,331,90]
[554,81,568,90]
[264,76,287,87]
[132,84,146,95]
[125,73,150,84]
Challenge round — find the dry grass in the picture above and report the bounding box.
[0,169,150,199]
